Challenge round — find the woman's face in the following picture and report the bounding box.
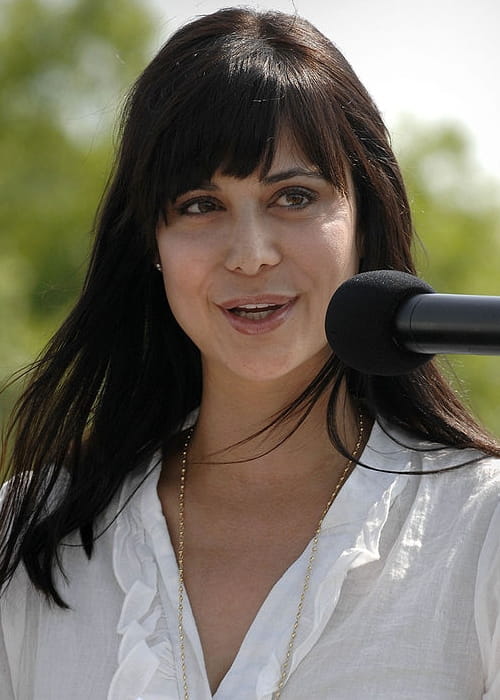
[156,137,360,387]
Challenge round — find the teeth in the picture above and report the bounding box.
[231,306,277,321]
[226,300,290,320]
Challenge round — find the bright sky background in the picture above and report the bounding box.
[149,0,500,184]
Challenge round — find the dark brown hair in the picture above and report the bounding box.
[1,8,498,607]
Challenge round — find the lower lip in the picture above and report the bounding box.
[220,300,297,335]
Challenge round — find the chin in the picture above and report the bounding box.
[220,348,329,385]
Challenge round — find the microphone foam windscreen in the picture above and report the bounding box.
[325,270,435,375]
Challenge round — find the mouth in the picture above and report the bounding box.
[228,303,286,320]
[218,296,297,334]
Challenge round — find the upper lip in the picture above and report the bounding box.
[218,295,297,310]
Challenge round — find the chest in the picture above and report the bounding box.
[182,535,314,694]
[175,489,486,698]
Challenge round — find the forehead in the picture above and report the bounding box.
[161,114,348,205]
[170,133,355,205]
[253,133,354,205]
[253,129,350,197]
[172,131,324,197]
[210,133,320,185]
[260,133,317,176]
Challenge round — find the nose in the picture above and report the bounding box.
[224,214,282,275]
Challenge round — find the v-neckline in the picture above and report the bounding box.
[143,478,317,698]
[136,426,405,698]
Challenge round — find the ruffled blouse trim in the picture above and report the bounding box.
[109,456,178,700]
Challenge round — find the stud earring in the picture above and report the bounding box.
[155,263,162,272]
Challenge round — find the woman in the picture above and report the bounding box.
[1,8,499,699]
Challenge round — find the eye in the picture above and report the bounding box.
[176,196,222,216]
[273,187,318,209]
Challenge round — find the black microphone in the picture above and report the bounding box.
[325,270,500,376]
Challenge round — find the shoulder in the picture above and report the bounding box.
[366,421,500,532]
[371,419,500,480]
[1,452,163,599]
[0,457,162,690]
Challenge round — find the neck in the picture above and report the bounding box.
[186,367,361,490]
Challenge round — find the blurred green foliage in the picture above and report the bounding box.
[395,119,500,436]
[1,1,499,437]
[0,0,156,416]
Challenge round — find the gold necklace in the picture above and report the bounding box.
[177,414,364,699]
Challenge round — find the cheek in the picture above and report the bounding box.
[307,226,359,279]
[161,261,198,313]
[157,226,217,279]
[158,231,199,284]
[160,266,205,350]
[156,236,213,342]
[156,237,192,311]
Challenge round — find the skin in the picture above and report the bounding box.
[155,136,363,693]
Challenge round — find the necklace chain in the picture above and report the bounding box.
[177,414,364,700]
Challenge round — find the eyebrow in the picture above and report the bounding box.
[177,167,323,197]
[261,167,323,184]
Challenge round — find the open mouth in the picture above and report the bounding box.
[228,303,285,320]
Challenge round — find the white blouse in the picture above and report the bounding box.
[1,421,500,699]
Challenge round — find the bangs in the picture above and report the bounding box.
[153,33,349,206]
[163,60,282,200]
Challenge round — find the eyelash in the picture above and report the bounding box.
[175,197,221,216]
[174,186,319,216]
[273,187,319,208]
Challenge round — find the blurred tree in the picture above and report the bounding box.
[0,0,156,416]
[395,118,500,436]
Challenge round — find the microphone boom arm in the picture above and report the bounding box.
[395,294,500,355]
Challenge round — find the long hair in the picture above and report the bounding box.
[1,8,499,607]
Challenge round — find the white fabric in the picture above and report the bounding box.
[1,421,500,699]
